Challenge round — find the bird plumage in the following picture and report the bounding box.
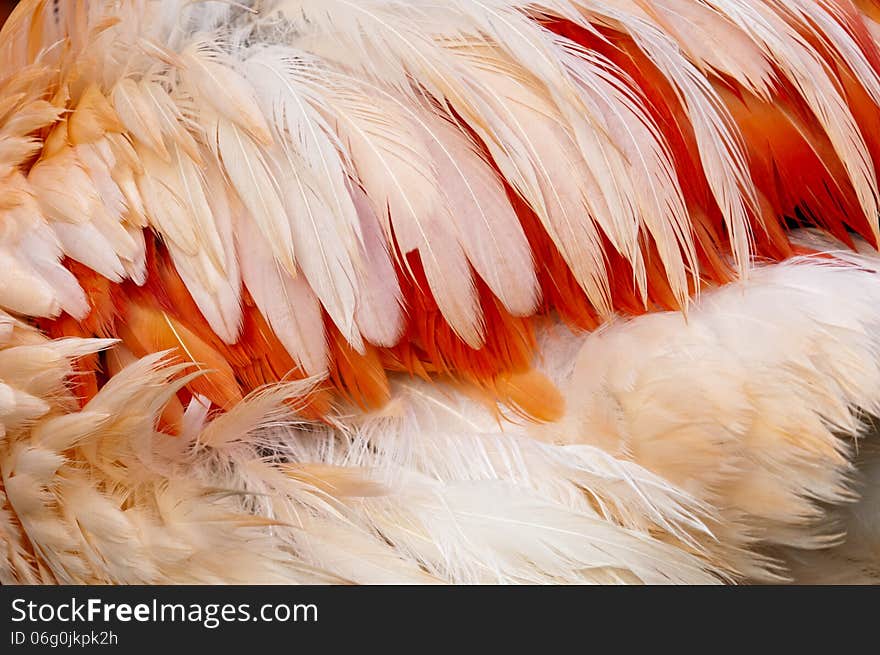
[2,0,880,583]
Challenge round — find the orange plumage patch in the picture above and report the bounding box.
[382,250,535,385]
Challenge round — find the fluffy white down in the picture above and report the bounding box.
[2,234,880,584]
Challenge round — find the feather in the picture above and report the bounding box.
[236,211,328,376]
[701,0,880,240]
[0,247,59,317]
[416,106,540,317]
[112,77,170,160]
[180,40,272,145]
[27,148,102,225]
[243,48,364,349]
[350,184,405,348]
[67,85,124,146]
[214,118,296,273]
[330,82,484,346]
[570,0,759,274]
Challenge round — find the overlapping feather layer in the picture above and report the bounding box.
[2,1,880,409]
[3,237,880,583]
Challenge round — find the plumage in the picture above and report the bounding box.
[2,0,880,584]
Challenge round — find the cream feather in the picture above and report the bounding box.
[330,81,485,346]
[243,47,365,348]
[235,209,328,375]
[350,183,405,348]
